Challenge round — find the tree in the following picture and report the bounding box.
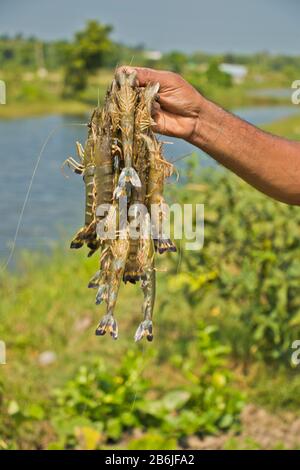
[64,20,113,95]
[73,20,113,71]
[64,59,88,94]
[163,51,188,73]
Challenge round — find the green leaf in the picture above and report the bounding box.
[161,391,191,412]
[24,404,45,420]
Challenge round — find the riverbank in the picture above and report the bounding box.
[0,68,111,119]
[263,111,300,139]
[0,96,292,121]
[0,100,90,119]
[0,77,292,120]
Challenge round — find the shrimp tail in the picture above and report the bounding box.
[87,239,101,257]
[88,270,101,288]
[154,238,177,254]
[70,226,89,248]
[123,273,141,284]
[70,237,84,249]
[114,167,141,199]
[134,319,153,342]
[95,313,118,339]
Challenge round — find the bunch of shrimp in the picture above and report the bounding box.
[65,70,176,341]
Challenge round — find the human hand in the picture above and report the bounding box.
[119,67,204,141]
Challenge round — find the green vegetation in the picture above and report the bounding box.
[0,20,298,118]
[264,113,300,140]
[1,18,300,450]
[2,120,300,447]
[63,21,114,95]
[48,324,243,449]
[0,246,244,450]
[169,165,300,362]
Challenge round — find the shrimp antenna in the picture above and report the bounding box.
[165,165,180,185]
[170,152,194,164]
[176,239,183,274]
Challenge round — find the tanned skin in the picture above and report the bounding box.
[122,66,300,205]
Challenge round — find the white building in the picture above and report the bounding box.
[219,63,248,83]
[144,50,162,61]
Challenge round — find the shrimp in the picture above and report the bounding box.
[123,83,159,283]
[95,234,130,339]
[85,98,115,255]
[114,70,141,198]
[87,244,111,295]
[134,265,155,342]
[65,108,104,256]
[135,82,159,134]
[94,129,113,228]
[66,70,178,341]
[142,134,176,254]
[134,227,156,342]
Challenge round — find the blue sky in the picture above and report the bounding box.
[1,0,299,54]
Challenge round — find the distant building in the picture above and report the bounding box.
[219,63,248,83]
[144,50,162,61]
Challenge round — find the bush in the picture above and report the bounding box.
[168,166,300,362]
[48,323,244,449]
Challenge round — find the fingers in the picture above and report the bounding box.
[151,102,165,134]
[152,108,177,137]
[117,66,175,89]
[152,101,161,114]
[152,107,194,140]
[131,67,163,87]
[152,112,167,135]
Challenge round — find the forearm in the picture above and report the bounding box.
[189,98,300,205]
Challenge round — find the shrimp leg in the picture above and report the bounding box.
[134,262,156,342]
[95,237,130,339]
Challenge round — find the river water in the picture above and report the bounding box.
[0,105,299,261]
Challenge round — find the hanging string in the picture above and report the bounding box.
[0,122,87,273]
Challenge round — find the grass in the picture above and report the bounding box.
[0,246,244,449]
[2,166,300,448]
[263,112,300,139]
[0,100,90,119]
[1,82,300,449]
[200,84,290,110]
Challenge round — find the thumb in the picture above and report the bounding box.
[153,109,192,140]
